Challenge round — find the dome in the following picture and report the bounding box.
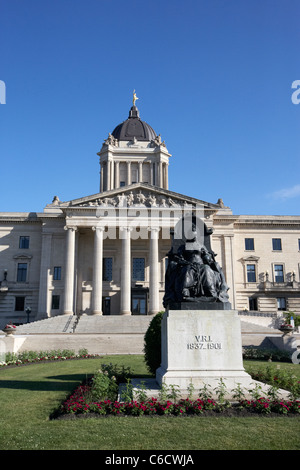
[111,105,157,142]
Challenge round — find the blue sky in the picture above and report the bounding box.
[0,0,299,215]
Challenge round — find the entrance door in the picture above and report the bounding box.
[102,297,111,315]
[132,292,147,315]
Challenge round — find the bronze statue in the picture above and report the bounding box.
[163,216,230,309]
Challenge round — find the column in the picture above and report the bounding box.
[92,226,104,315]
[100,165,104,193]
[115,161,120,188]
[127,161,131,185]
[110,160,114,190]
[107,160,111,190]
[37,231,52,319]
[165,162,169,189]
[63,226,77,315]
[120,226,132,315]
[223,234,236,308]
[159,161,163,187]
[150,162,154,185]
[149,227,160,315]
[138,161,143,183]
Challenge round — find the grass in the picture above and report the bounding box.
[0,355,299,450]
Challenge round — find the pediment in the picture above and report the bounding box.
[56,183,223,212]
[240,255,260,262]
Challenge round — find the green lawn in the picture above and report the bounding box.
[0,355,299,451]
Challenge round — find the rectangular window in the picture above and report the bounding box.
[53,266,61,280]
[298,239,300,251]
[103,257,113,281]
[17,263,27,282]
[133,258,145,281]
[120,181,125,187]
[274,264,284,282]
[245,238,254,251]
[15,296,25,311]
[52,295,60,310]
[277,297,286,311]
[247,264,256,282]
[19,236,30,249]
[272,238,282,251]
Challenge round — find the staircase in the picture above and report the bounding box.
[15,315,77,334]
[14,314,153,335]
[6,314,298,356]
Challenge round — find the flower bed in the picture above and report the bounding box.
[54,363,300,419]
[0,349,99,367]
[58,381,300,417]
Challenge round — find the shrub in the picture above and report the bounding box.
[242,346,291,362]
[90,369,118,401]
[143,311,164,375]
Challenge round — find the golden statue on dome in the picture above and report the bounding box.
[133,90,139,106]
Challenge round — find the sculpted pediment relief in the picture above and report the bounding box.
[63,184,221,211]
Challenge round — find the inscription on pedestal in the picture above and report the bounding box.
[187,335,222,350]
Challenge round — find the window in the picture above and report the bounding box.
[274,264,284,282]
[132,258,145,281]
[298,239,300,251]
[246,264,256,282]
[17,263,27,282]
[15,296,25,311]
[103,258,113,281]
[19,236,30,249]
[53,266,61,280]
[277,297,286,311]
[52,295,60,310]
[245,238,254,251]
[249,297,258,311]
[272,238,282,251]
[120,181,125,187]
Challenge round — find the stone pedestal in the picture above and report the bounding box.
[156,309,253,397]
[0,335,27,356]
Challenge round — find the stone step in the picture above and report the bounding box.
[240,320,282,334]
[15,315,76,334]
[74,315,153,334]
[12,316,283,336]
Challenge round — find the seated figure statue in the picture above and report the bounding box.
[163,216,230,308]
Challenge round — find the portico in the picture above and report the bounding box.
[61,208,165,316]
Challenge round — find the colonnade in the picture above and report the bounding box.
[100,160,169,192]
[62,225,161,316]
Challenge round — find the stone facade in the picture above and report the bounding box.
[0,104,300,327]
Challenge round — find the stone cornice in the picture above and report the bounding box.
[233,215,300,227]
[0,212,65,225]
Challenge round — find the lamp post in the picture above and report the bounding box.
[25,306,31,323]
